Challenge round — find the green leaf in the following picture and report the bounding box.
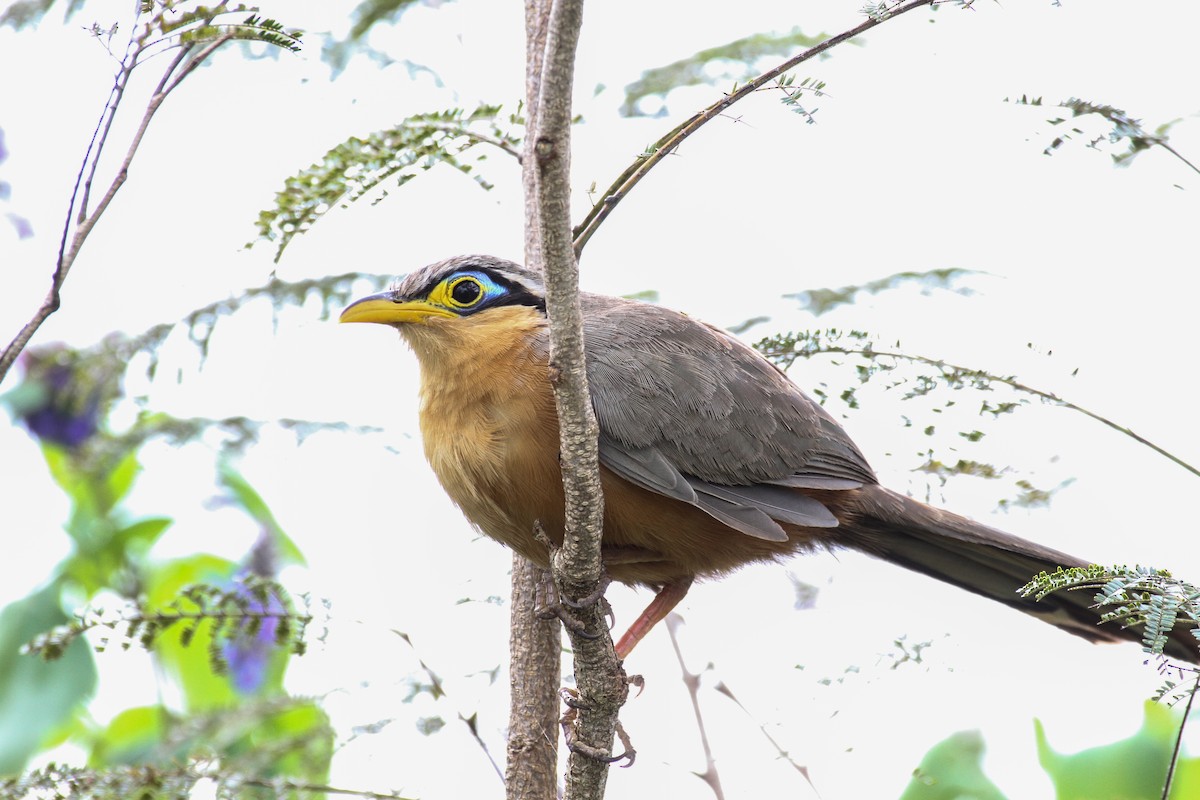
[226,699,333,784]
[88,705,168,768]
[41,445,86,505]
[103,449,141,513]
[347,0,425,40]
[218,462,305,568]
[899,730,1008,800]
[1036,701,1200,800]
[145,555,238,712]
[113,516,173,553]
[0,582,97,773]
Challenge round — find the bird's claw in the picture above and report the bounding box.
[532,522,615,639]
[559,689,637,767]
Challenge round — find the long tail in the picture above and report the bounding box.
[840,485,1198,663]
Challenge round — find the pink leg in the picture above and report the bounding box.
[614,577,694,659]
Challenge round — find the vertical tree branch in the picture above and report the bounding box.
[505,3,563,800]
[532,1,628,799]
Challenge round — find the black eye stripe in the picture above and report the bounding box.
[428,267,546,315]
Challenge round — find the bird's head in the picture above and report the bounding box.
[340,255,547,356]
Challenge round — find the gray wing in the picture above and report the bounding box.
[574,293,876,540]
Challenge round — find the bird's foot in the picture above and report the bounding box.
[534,568,611,640]
[532,522,615,637]
[560,570,612,611]
[558,688,637,767]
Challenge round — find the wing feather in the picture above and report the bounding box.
[567,294,876,540]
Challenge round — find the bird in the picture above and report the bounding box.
[340,254,1197,662]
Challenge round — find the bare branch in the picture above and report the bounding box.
[0,10,236,386]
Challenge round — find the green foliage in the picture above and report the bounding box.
[784,267,978,316]
[620,27,837,116]
[88,706,168,767]
[1036,701,1200,800]
[4,272,393,456]
[773,73,827,124]
[345,0,425,41]
[898,730,1008,800]
[3,698,337,798]
[0,0,85,30]
[2,366,323,778]
[1020,565,1200,660]
[134,3,302,55]
[0,582,98,775]
[25,575,310,689]
[251,104,523,263]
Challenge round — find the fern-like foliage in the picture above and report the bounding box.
[25,576,313,670]
[135,3,302,58]
[251,104,524,263]
[1021,565,1200,658]
[772,73,827,124]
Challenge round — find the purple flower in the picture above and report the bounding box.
[223,587,284,695]
[15,347,102,449]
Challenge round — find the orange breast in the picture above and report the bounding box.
[409,306,813,586]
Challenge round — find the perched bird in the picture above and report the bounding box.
[341,255,1196,661]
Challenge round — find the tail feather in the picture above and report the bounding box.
[841,485,1199,663]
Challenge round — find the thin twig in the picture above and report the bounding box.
[710,681,820,793]
[1159,141,1200,177]
[571,0,937,256]
[1161,672,1200,800]
[0,7,237,386]
[664,615,724,800]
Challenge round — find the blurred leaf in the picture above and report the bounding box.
[112,517,173,553]
[899,730,1007,800]
[103,449,141,513]
[785,268,978,316]
[225,699,333,784]
[347,0,425,40]
[621,27,835,116]
[88,705,168,768]
[1036,700,1200,800]
[0,582,97,774]
[42,445,87,508]
[225,699,332,779]
[0,0,86,30]
[416,716,445,736]
[218,462,305,568]
[145,555,239,712]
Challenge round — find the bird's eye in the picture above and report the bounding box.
[447,276,484,307]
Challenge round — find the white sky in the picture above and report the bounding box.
[3,0,1200,797]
